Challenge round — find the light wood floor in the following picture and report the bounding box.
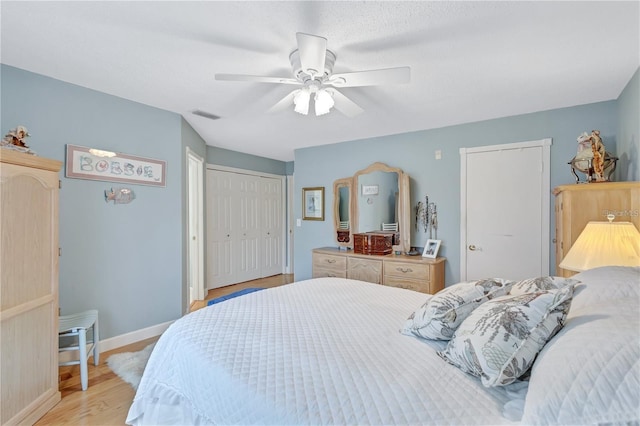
[36,274,294,425]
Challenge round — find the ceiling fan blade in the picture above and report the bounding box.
[296,33,327,77]
[216,74,301,85]
[328,67,411,87]
[327,89,364,118]
[268,90,299,114]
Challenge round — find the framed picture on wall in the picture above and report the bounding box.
[422,239,441,258]
[65,144,166,187]
[303,187,324,221]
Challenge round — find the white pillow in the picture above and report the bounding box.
[438,285,575,387]
[521,266,640,424]
[509,276,579,296]
[401,278,513,340]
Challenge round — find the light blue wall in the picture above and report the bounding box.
[617,67,640,181]
[207,145,288,175]
[285,161,295,175]
[293,100,620,285]
[1,65,183,339]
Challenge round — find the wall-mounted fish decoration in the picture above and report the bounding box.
[105,187,135,204]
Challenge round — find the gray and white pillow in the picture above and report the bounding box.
[401,278,513,341]
[438,284,575,387]
[509,276,579,296]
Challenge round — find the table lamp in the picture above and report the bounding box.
[559,214,640,272]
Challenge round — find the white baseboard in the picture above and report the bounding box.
[59,320,174,363]
[99,320,174,353]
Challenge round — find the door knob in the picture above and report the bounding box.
[468,245,477,251]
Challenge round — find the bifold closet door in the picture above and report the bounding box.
[261,177,283,277]
[206,170,283,289]
[206,170,236,288]
[234,174,261,283]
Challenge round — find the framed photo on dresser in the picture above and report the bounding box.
[423,239,441,258]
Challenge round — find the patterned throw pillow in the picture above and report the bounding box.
[437,285,575,387]
[401,278,514,341]
[509,276,579,296]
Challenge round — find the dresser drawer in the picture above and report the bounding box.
[347,257,383,284]
[384,261,430,281]
[383,276,430,293]
[312,253,347,278]
[314,253,346,269]
[313,267,347,279]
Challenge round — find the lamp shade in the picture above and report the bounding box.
[559,221,640,272]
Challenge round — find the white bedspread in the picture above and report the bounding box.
[127,278,520,425]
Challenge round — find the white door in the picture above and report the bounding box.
[261,177,284,277]
[235,174,261,283]
[286,175,294,274]
[206,170,236,288]
[187,149,205,305]
[206,168,286,287]
[460,139,551,281]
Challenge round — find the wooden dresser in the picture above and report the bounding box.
[312,247,445,294]
[554,181,640,277]
[1,150,62,425]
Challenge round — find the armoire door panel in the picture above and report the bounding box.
[1,174,56,310]
[1,150,61,425]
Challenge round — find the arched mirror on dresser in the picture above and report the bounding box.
[352,162,411,253]
[332,162,410,252]
[333,177,353,248]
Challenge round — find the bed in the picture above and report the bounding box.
[126,266,639,425]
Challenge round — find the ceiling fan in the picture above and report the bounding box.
[215,33,411,117]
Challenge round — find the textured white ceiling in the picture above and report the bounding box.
[2,1,638,161]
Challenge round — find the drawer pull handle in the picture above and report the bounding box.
[328,274,336,277]
[326,259,336,264]
[397,267,413,273]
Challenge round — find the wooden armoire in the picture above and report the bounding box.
[1,149,62,424]
[554,181,640,277]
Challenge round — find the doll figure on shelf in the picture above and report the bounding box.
[571,129,612,183]
[588,130,606,181]
[1,125,36,155]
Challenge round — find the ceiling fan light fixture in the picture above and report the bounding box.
[314,89,334,116]
[217,33,409,118]
[293,89,310,115]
